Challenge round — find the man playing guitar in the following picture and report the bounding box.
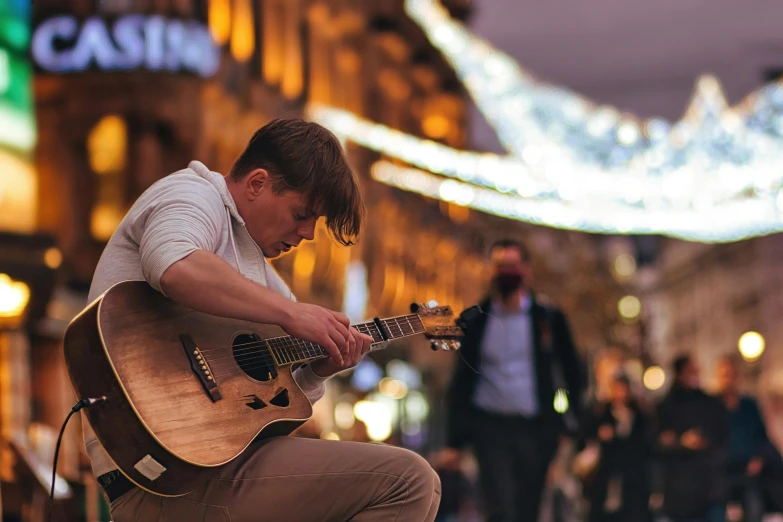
[83,119,442,521]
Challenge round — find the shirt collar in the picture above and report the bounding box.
[520,293,533,312]
[492,293,533,314]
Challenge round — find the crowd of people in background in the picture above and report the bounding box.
[427,238,783,522]
[431,352,783,522]
[573,354,783,522]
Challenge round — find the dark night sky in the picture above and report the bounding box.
[466,0,783,152]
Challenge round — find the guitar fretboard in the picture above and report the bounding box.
[265,314,424,365]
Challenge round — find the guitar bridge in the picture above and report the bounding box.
[179,335,222,402]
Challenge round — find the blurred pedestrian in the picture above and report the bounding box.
[717,356,783,522]
[581,373,653,522]
[442,238,585,522]
[654,355,728,522]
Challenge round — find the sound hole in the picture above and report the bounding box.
[233,333,277,382]
[270,389,289,407]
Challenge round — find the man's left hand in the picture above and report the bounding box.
[311,326,373,377]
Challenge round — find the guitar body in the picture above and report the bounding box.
[64,281,312,497]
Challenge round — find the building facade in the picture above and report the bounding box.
[638,235,783,445]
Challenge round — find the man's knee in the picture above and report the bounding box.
[401,449,441,501]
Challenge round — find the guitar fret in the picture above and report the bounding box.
[385,319,404,340]
[399,317,414,335]
[410,317,424,332]
[357,322,383,344]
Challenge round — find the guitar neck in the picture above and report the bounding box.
[265,314,425,366]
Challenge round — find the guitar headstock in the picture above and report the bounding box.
[411,302,464,351]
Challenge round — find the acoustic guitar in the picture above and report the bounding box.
[63,281,465,497]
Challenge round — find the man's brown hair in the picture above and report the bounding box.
[490,238,531,263]
[230,118,364,245]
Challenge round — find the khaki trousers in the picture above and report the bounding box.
[110,437,441,522]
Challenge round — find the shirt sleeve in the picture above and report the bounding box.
[132,177,226,294]
[293,364,328,404]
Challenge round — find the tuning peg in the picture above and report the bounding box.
[410,303,421,313]
[430,340,439,351]
[450,341,461,351]
[440,341,449,351]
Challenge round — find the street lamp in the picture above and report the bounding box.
[738,332,765,362]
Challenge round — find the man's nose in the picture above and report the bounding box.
[298,224,315,241]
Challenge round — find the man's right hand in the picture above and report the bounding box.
[282,302,352,366]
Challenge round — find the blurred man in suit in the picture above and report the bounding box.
[442,239,585,522]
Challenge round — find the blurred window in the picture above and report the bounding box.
[87,115,127,241]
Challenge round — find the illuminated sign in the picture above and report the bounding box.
[32,15,220,78]
[0,0,36,153]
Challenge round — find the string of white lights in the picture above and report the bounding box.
[309,104,782,213]
[308,0,783,242]
[372,161,783,243]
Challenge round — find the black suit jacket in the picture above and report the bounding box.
[446,296,584,449]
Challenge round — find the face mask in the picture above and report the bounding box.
[493,272,523,298]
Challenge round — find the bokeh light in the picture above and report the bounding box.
[614,254,637,278]
[353,400,393,442]
[618,295,641,319]
[643,366,666,390]
[738,332,765,361]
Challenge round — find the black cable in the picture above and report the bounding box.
[48,396,107,522]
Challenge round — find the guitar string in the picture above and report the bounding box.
[208,339,393,380]
[198,322,388,357]
[205,328,387,371]
[195,314,423,355]
[194,324,378,354]
[161,316,426,381]
[194,312,425,353]
[200,323,396,366]
[151,333,397,382]
[198,319,420,366]
[205,325,415,374]
[202,325,411,376]
[204,324,423,378]
[204,321,416,364]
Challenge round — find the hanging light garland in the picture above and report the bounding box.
[369,161,781,242]
[309,0,783,243]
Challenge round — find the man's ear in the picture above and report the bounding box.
[245,168,270,200]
